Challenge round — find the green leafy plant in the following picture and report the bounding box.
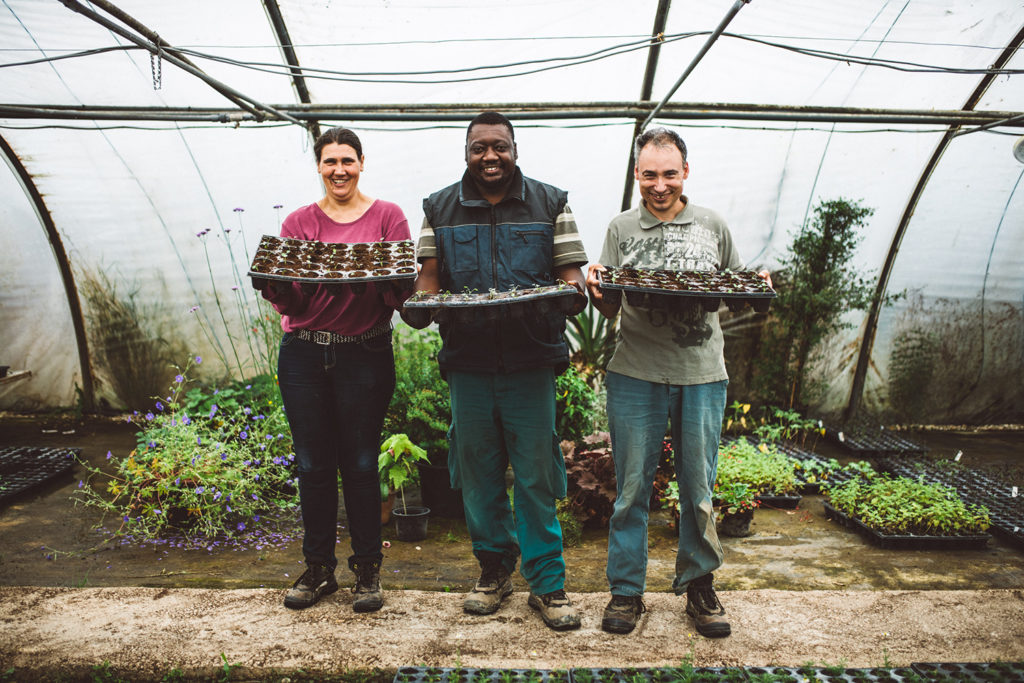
[753,406,821,445]
[385,325,451,463]
[565,302,618,382]
[74,356,298,541]
[824,474,991,536]
[378,433,429,512]
[753,197,901,409]
[714,481,760,515]
[555,365,599,444]
[722,400,752,435]
[717,437,799,496]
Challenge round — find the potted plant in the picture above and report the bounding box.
[713,482,760,537]
[717,437,801,507]
[378,433,431,541]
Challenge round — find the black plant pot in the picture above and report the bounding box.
[416,462,465,519]
[393,505,430,542]
[718,509,755,537]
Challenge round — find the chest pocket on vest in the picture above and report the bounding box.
[450,226,480,273]
[510,227,553,278]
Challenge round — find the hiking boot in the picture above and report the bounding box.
[463,558,513,615]
[601,594,646,634]
[685,574,730,638]
[527,589,581,631]
[351,560,383,613]
[283,563,338,610]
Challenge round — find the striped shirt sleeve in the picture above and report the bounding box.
[416,216,437,261]
[552,204,588,267]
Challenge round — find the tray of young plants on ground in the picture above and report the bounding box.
[909,660,1024,683]
[821,463,992,550]
[0,446,78,506]
[717,436,803,509]
[403,284,580,316]
[825,425,927,458]
[744,664,926,682]
[875,455,1024,551]
[247,235,417,284]
[597,267,776,313]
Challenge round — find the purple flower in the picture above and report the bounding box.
[239,431,248,440]
[154,509,162,515]
[196,437,202,446]
[175,375,184,384]
[237,522,246,531]
[195,356,202,364]
[195,486,204,494]
[272,457,282,465]
[233,207,244,212]
[245,384,252,390]
[170,419,177,427]
[148,441,157,448]
[106,451,112,460]
[226,505,232,513]
[254,474,260,481]
[175,478,181,486]
[214,491,222,501]
[155,401,164,411]
[251,493,258,500]
[182,416,191,426]
[253,515,260,522]
[243,407,252,415]
[265,434,272,441]
[209,404,219,418]
[77,480,83,489]
[220,453,228,461]
[145,412,154,421]
[123,515,129,522]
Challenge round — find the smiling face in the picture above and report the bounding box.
[318,142,363,204]
[635,142,689,221]
[465,122,518,201]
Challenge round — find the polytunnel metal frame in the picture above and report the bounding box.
[6,0,1024,418]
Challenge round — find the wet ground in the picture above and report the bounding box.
[1,416,1023,680]
[1,415,1022,593]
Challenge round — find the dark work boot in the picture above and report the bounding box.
[463,554,513,615]
[685,573,731,638]
[283,563,338,610]
[351,560,384,613]
[602,594,646,634]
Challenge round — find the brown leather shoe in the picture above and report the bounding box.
[601,594,646,634]
[685,574,731,638]
[463,560,513,615]
[527,589,581,631]
[351,560,383,613]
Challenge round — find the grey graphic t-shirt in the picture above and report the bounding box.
[599,199,742,386]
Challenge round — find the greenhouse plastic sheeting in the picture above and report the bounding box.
[1,0,1022,421]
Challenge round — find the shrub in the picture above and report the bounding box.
[75,356,298,540]
[385,325,450,462]
[555,365,599,444]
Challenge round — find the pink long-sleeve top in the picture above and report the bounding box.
[263,200,412,335]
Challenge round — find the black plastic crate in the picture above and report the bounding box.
[822,502,991,550]
[0,446,78,506]
[910,661,1024,682]
[745,665,924,682]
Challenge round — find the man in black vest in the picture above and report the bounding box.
[406,111,587,631]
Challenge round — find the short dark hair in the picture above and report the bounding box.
[313,127,363,162]
[634,126,687,162]
[466,111,515,142]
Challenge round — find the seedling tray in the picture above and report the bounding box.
[0,446,78,506]
[825,426,927,457]
[247,234,417,284]
[598,267,776,313]
[910,661,1024,682]
[822,502,991,550]
[878,456,1024,551]
[404,285,580,323]
[394,668,568,683]
[756,493,803,509]
[746,665,924,682]
[571,667,748,683]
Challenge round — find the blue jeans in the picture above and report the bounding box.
[277,331,395,571]
[447,368,568,595]
[605,372,726,596]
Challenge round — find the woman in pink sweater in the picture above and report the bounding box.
[257,127,410,613]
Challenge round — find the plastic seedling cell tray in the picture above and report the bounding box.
[570,667,747,683]
[247,234,417,285]
[597,267,776,313]
[826,426,927,457]
[0,446,78,506]
[756,493,802,509]
[822,502,991,551]
[404,285,579,323]
[393,668,568,683]
[911,661,1024,682]
[747,665,925,682]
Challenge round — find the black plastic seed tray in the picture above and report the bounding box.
[756,493,803,509]
[720,434,820,460]
[822,502,991,550]
[878,456,1024,551]
[404,285,580,324]
[394,668,569,683]
[248,235,417,284]
[571,667,748,683]
[597,268,775,313]
[745,665,924,682]
[826,427,927,457]
[0,446,78,505]
[911,661,1024,682]
[719,434,844,495]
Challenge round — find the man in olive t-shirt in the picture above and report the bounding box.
[586,127,768,638]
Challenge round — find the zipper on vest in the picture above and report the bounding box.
[491,204,504,372]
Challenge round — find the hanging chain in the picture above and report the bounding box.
[150,39,163,90]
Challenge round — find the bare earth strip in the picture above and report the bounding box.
[1,587,1023,680]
